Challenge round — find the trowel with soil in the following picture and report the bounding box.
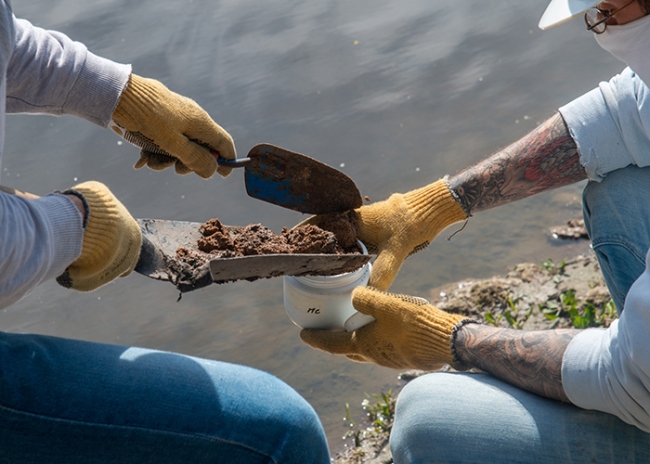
[134,144,370,292]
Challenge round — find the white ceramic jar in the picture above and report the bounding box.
[283,241,374,332]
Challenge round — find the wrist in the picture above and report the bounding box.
[409,303,476,370]
[63,191,90,228]
[57,181,142,292]
[403,178,468,234]
[111,74,151,129]
[449,318,480,370]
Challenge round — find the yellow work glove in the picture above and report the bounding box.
[301,286,477,371]
[356,178,467,290]
[111,74,236,179]
[303,178,467,290]
[56,181,142,292]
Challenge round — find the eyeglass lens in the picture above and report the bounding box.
[585,8,609,33]
[585,0,638,34]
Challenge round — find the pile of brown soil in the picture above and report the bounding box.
[195,215,359,257]
[189,210,360,258]
[168,212,361,291]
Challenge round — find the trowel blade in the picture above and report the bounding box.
[134,218,371,292]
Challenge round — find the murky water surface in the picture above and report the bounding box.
[4,0,624,453]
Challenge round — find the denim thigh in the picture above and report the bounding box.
[0,332,330,464]
[582,165,650,312]
[391,372,650,464]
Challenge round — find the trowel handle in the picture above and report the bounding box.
[211,149,250,168]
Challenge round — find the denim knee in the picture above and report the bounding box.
[390,372,650,464]
[582,165,650,312]
[263,379,330,462]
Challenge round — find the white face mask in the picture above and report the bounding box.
[595,13,650,87]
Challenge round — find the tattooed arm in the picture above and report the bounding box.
[454,324,579,402]
[448,113,585,214]
[444,114,588,401]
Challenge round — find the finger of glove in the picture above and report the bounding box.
[135,150,177,171]
[351,286,392,318]
[353,286,432,318]
[300,328,357,355]
[184,118,236,178]
[133,154,148,170]
[346,354,370,363]
[189,134,233,177]
[174,159,193,175]
[366,247,408,291]
[353,205,390,256]
[184,115,236,160]
[175,141,218,179]
[216,163,234,178]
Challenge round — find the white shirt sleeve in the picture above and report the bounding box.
[6,16,131,127]
[0,192,84,309]
[559,67,650,182]
[562,248,650,432]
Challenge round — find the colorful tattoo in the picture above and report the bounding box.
[448,113,585,214]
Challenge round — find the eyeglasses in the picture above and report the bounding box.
[584,0,637,33]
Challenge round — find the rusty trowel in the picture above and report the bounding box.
[134,145,369,291]
[217,144,362,214]
[134,218,371,293]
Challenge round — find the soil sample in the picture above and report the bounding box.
[169,211,361,291]
[194,210,360,257]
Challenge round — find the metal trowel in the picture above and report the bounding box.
[217,144,363,214]
[135,218,371,293]
[118,132,362,214]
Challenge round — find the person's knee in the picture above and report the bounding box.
[390,373,461,462]
[583,165,650,231]
[277,388,325,440]
[581,166,650,312]
[391,373,542,463]
[260,375,330,460]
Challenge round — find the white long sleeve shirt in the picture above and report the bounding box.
[0,1,130,308]
[560,67,650,432]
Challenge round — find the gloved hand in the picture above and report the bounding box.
[300,286,477,371]
[111,74,236,179]
[304,178,467,290]
[56,181,142,292]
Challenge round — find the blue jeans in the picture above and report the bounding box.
[391,373,650,464]
[390,165,650,463]
[0,332,330,463]
[582,165,650,313]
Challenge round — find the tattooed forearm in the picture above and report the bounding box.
[454,324,579,402]
[448,113,585,215]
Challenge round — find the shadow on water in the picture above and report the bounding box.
[4,0,625,454]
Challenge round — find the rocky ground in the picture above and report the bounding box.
[332,219,617,464]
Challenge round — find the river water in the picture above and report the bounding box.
[4,0,625,454]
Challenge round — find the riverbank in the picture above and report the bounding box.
[332,219,616,464]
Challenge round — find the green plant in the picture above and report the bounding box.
[540,289,618,328]
[342,388,397,450]
[362,389,396,433]
[540,300,561,320]
[484,311,499,326]
[343,403,362,447]
[484,297,532,329]
[562,289,593,328]
[542,258,567,275]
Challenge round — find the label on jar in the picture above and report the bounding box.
[290,292,327,315]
